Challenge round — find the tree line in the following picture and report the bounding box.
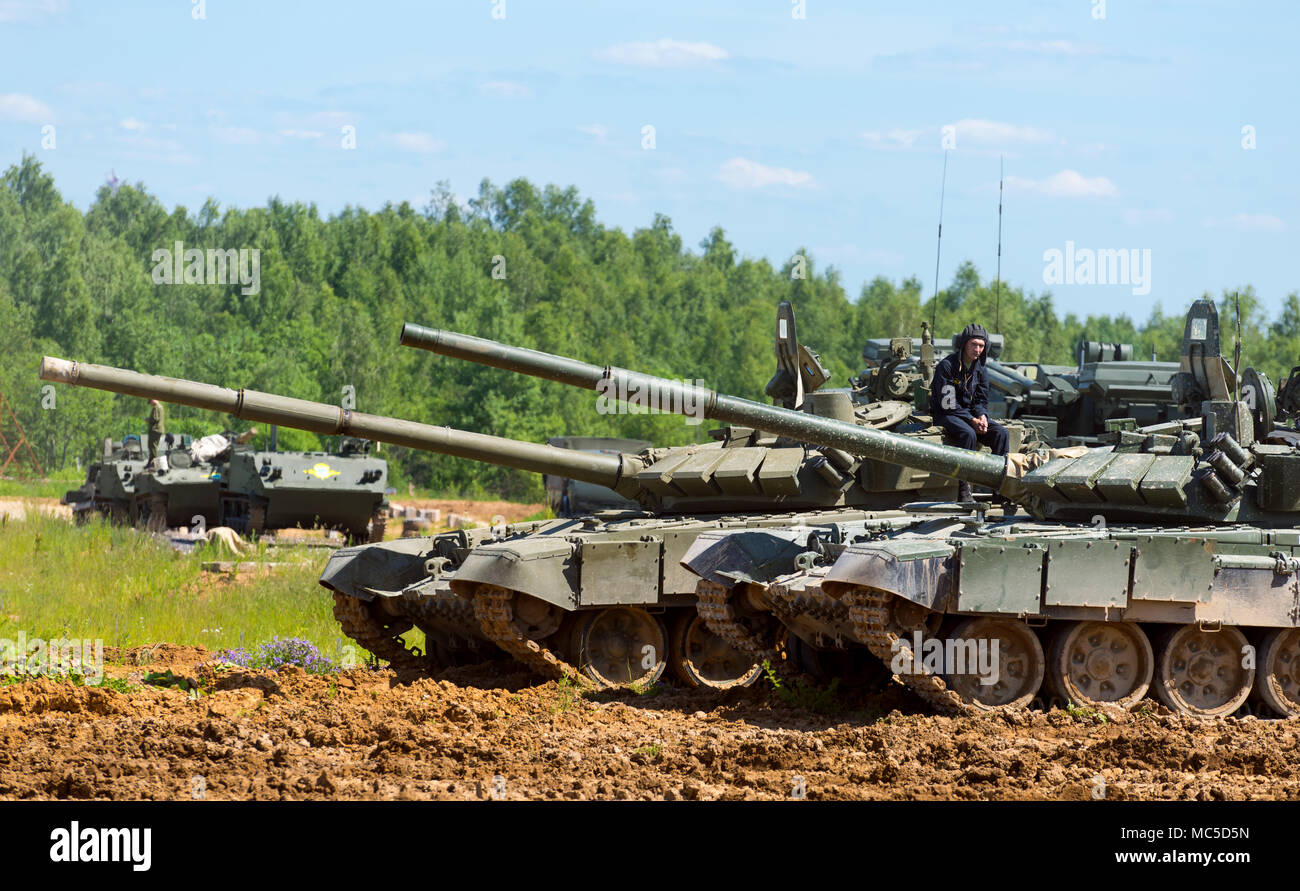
[2,154,1297,500]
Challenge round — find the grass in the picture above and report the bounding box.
[1064,700,1110,725]
[552,676,581,712]
[762,660,844,714]
[0,669,137,693]
[0,469,83,499]
[0,510,427,661]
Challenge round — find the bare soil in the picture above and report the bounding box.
[0,645,1296,801]
[0,497,71,522]
[393,498,545,524]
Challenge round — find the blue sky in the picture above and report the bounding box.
[1,0,1295,319]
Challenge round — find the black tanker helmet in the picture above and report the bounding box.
[955,323,990,365]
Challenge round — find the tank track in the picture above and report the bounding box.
[471,584,591,687]
[842,585,975,716]
[331,591,426,670]
[768,580,851,628]
[403,588,482,641]
[695,580,791,677]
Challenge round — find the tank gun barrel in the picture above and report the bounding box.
[38,357,632,490]
[399,325,1010,491]
[985,358,1037,396]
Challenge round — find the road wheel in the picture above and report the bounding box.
[942,616,1045,710]
[669,609,762,689]
[1256,627,1300,718]
[1153,624,1253,717]
[576,607,667,687]
[1048,621,1153,709]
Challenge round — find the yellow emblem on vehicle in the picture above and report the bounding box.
[305,462,341,479]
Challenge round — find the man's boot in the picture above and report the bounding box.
[957,481,972,503]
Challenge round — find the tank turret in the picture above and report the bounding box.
[400,299,1295,529]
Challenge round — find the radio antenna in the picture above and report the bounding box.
[931,150,949,334]
[995,155,1004,331]
[1234,291,1242,403]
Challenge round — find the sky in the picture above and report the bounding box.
[1,0,1296,320]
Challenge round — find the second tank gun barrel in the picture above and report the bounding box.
[400,324,1010,491]
[38,357,633,490]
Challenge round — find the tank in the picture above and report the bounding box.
[401,299,1300,719]
[39,303,1006,690]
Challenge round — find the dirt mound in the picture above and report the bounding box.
[0,645,1296,800]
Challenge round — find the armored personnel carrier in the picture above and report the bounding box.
[226,435,388,541]
[39,302,1017,690]
[113,427,388,541]
[63,432,189,523]
[443,299,1297,718]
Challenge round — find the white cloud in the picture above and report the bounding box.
[1123,209,1174,225]
[1202,213,1285,231]
[210,125,261,145]
[480,81,533,99]
[385,131,445,153]
[949,118,1055,146]
[279,129,324,140]
[1006,169,1117,198]
[274,110,353,129]
[119,117,146,131]
[577,123,608,143]
[860,128,924,150]
[717,157,815,190]
[594,38,728,68]
[0,0,64,23]
[998,39,1101,57]
[0,92,52,122]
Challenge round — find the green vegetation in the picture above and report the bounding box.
[1064,700,1110,725]
[0,467,81,498]
[551,675,581,712]
[762,660,843,713]
[4,154,1293,499]
[0,511,424,658]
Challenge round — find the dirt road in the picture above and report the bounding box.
[0,645,1295,801]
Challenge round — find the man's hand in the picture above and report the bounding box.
[973,415,988,434]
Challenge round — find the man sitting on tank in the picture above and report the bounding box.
[930,323,1008,502]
